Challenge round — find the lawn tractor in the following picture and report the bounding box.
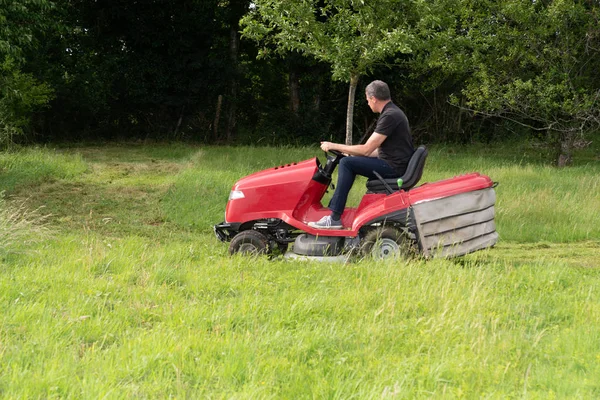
[214,146,498,260]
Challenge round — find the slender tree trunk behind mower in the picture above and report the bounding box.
[557,131,574,167]
[225,25,240,142]
[289,68,300,115]
[213,94,223,141]
[345,73,359,145]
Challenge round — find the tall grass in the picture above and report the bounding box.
[0,193,49,255]
[0,146,87,191]
[0,142,598,398]
[1,235,599,398]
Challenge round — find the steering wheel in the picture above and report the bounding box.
[320,149,346,176]
[328,149,345,157]
[324,149,346,161]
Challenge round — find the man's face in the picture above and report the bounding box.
[366,94,375,112]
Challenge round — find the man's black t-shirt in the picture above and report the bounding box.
[375,102,414,175]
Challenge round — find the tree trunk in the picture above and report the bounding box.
[213,94,223,141]
[345,73,359,145]
[225,26,239,143]
[173,106,184,137]
[289,69,300,115]
[557,131,574,167]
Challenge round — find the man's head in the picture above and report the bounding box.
[365,80,391,113]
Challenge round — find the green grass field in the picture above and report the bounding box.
[0,141,599,398]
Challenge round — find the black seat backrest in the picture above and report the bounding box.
[366,145,428,193]
[399,145,428,190]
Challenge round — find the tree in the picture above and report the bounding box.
[0,58,53,145]
[221,0,252,142]
[30,0,248,140]
[241,0,414,145]
[0,0,56,145]
[422,0,600,166]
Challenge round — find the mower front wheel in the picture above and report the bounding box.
[229,230,270,256]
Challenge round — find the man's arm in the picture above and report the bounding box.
[320,133,386,157]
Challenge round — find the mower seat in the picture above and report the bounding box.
[366,145,428,193]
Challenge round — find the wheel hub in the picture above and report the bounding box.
[373,238,400,259]
[238,243,260,254]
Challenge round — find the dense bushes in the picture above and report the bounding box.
[1,0,599,163]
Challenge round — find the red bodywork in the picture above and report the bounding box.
[225,157,494,237]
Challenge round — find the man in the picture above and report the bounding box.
[308,80,414,229]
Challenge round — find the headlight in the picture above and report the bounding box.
[229,190,245,200]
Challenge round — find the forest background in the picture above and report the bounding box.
[1,0,599,165]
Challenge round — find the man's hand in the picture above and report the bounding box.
[320,141,336,152]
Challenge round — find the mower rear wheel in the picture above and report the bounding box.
[229,230,270,256]
[361,227,414,260]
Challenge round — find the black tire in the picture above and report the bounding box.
[360,227,415,260]
[229,230,270,256]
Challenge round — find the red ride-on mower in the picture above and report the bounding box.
[214,146,498,260]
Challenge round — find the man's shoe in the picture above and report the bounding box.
[307,215,343,229]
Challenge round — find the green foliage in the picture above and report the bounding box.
[242,0,413,82]
[33,0,243,139]
[241,0,421,143]
[2,0,600,153]
[419,0,600,161]
[0,58,53,145]
[0,0,57,144]
[0,0,56,61]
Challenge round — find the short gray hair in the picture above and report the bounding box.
[365,80,391,101]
